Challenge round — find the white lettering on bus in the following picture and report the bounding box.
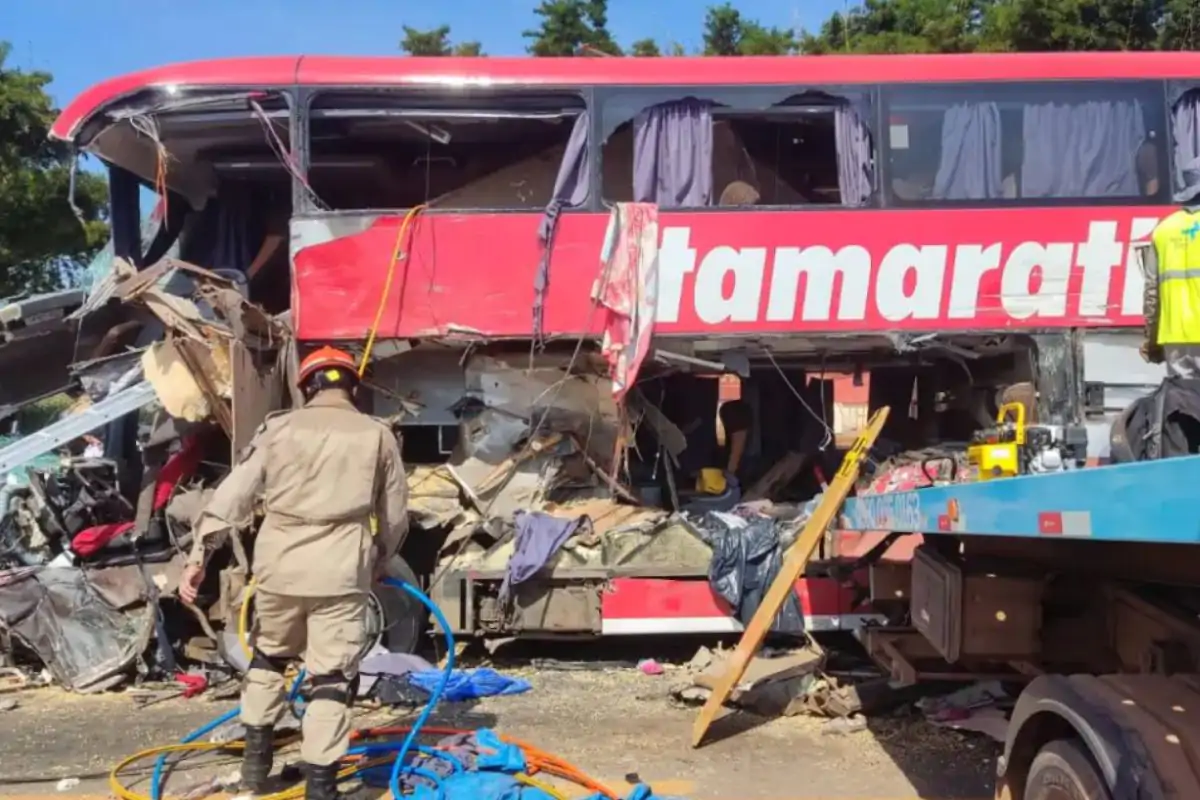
[656,218,1164,324]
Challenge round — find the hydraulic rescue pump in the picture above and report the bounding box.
[968,402,1089,480]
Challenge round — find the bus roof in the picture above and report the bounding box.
[51,52,1200,143]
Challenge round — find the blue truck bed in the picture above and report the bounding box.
[838,456,1200,545]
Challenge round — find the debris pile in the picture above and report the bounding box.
[0,257,291,691]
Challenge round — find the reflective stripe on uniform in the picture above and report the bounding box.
[1154,210,1200,345]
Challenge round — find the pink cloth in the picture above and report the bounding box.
[592,203,658,401]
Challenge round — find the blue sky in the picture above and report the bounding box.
[7,0,843,106]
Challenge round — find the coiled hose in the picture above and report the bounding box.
[111,577,616,800]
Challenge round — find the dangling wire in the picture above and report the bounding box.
[249,99,325,210]
[129,115,171,218]
[763,348,833,451]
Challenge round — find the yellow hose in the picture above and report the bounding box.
[237,578,257,661]
[359,205,425,378]
[107,740,382,800]
[517,772,570,800]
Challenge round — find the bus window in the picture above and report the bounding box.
[599,88,875,209]
[1170,85,1200,195]
[304,92,587,212]
[883,81,1168,206]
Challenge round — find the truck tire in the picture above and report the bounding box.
[1025,739,1113,800]
[370,555,425,654]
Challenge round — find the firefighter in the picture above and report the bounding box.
[1142,158,1200,377]
[179,345,408,800]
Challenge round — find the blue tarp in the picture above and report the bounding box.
[408,668,532,702]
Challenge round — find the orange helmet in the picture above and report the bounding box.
[297,346,358,387]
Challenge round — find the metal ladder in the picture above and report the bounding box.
[0,381,158,476]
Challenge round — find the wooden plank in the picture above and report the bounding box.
[689,406,891,748]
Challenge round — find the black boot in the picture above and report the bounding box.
[241,725,275,794]
[304,763,339,800]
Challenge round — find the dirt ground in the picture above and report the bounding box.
[0,665,998,800]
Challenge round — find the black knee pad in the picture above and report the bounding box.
[308,672,358,707]
[250,650,290,674]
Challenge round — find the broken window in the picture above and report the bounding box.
[884,81,1167,205]
[599,88,875,209]
[303,92,588,212]
[122,96,295,313]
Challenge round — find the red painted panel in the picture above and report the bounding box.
[600,575,869,620]
[292,207,1158,341]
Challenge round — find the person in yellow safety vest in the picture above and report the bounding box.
[1142,159,1200,377]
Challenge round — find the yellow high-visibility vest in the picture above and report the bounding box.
[1153,209,1200,345]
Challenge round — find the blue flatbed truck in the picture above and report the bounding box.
[839,456,1200,800]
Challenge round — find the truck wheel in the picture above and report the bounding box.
[370,555,425,654]
[1025,739,1112,800]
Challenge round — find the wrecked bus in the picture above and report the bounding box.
[41,52,1189,652]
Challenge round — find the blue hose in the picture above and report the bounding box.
[151,579,452,800]
[383,577,456,800]
[150,671,306,800]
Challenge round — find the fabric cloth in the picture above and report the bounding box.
[241,590,368,766]
[534,112,590,343]
[72,435,203,558]
[188,390,408,596]
[686,511,805,634]
[408,667,532,702]
[500,512,586,601]
[1111,377,1200,462]
[0,565,154,692]
[1021,98,1146,199]
[1174,93,1200,202]
[1167,346,1200,379]
[593,203,659,400]
[933,102,1004,200]
[633,99,713,207]
[1153,208,1200,345]
[834,99,874,207]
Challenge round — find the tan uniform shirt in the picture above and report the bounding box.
[188,390,408,597]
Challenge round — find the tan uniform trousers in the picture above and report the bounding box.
[243,590,368,767]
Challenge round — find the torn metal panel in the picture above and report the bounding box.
[72,351,146,400]
[0,289,130,410]
[407,466,469,529]
[464,352,623,469]
[370,346,468,426]
[231,340,283,457]
[448,408,566,520]
[0,381,158,477]
[0,565,156,692]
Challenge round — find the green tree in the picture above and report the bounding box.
[702,3,797,55]
[980,0,1160,51]
[799,0,1173,55]
[524,0,622,55]
[453,41,485,56]
[400,25,484,56]
[630,38,662,56]
[1160,0,1200,50]
[0,43,107,297]
[799,0,989,54]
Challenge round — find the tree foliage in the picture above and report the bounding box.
[630,38,661,56]
[0,43,108,297]
[702,3,797,55]
[799,0,1196,54]
[400,25,484,56]
[404,0,1200,62]
[523,0,622,56]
